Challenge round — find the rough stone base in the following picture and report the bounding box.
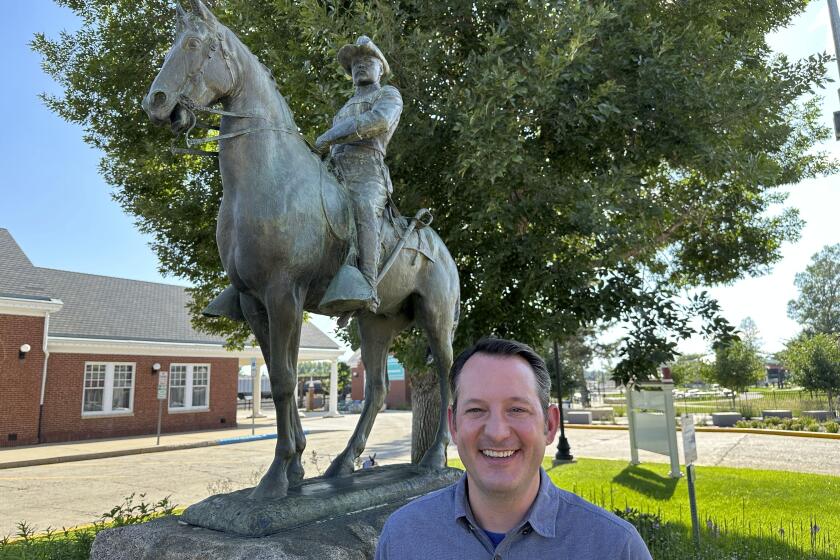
[91,465,461,560]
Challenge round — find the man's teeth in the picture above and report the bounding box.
[481,449,516,458]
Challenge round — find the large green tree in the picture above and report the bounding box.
[707,340,765,401]
[780,333,840,415]
[787,244,840,334]
[34,0,835,392]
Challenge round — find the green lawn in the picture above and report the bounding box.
[449,458,840,558]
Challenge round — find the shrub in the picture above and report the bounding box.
[749,419,766,429]
[807,423,822,432]
[735,420,750,428]
[764,416,783,427]
[824,421,839,433]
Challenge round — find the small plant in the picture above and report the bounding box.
[824,421,839,433]
[764,416,783,427]
[735,420,750,428]
[101,493,176,527]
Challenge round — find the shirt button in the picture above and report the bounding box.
[522,528,531,535]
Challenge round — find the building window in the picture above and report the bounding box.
[82,363,135,415]
[169,364,210,411]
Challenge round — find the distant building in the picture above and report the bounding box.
[349,350,411,408]
[0,228,341,447]
[764,361,788,387]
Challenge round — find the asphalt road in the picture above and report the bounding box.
[2,411,838,537]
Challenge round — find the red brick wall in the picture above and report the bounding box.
[350,362,365,401]
[349,361,411,409]
[0,314,46,447]
[40,354,239,443]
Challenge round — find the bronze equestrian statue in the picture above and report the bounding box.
[142,0,460,500]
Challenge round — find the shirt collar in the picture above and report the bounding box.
[453,468,558,538]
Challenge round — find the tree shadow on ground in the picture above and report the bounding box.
[611,465,679,500]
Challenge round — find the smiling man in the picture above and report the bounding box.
[375,338,652,559]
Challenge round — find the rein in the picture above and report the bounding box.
[171,96,316,158]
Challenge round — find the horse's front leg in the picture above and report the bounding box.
[325,313,407,477]
[250,286,305,500]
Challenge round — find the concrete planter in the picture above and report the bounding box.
[712,412,742,427]
[802,410,832,422]
[762,410,793,419]
[582,408,614,421]
[566,411,593,425]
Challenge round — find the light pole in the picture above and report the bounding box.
[829,0,840,140]
[553,339,574,463]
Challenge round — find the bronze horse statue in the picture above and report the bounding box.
[142,0,459,499]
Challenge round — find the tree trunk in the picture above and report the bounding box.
[828,389,835,419]
[409,366,441,464]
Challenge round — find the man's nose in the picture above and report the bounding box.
[483,411,511,441]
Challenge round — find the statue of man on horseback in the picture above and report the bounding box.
[315,36,402,315]
[143,0,459,502]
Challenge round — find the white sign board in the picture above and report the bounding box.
[681,414,698,464]
[157,371,169,400]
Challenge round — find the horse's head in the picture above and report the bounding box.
[142,0,234,134]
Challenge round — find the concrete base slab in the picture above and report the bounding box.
[181,464,461,537]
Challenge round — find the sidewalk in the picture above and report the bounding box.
[0,409,334,470]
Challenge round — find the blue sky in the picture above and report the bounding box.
[1,1,838,357]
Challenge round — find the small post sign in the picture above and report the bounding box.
[156,371,168,445]
[681,414,698,464]
[681,414,700,545]
[157,371,169,400]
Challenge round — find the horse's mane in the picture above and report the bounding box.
[214,20,298,130]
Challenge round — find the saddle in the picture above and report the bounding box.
[203,160,435,321]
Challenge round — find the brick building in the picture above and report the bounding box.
[349,350,411,409]
[0,229,341,447]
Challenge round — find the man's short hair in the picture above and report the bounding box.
[449,337,552,417]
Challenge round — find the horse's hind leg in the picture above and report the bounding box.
[250,286,305,500]
[325,313,409,477]
[416,294,456,469]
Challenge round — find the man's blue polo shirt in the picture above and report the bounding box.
[375,468,652,559]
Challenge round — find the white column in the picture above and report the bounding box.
[250,359,266,418]
[325,358,342,417]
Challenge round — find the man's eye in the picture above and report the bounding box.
[465,408,483,414]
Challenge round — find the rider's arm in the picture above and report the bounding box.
[315,86,403,148]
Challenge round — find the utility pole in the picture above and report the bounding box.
[829,0,840,139]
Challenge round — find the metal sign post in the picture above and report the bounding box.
[156,371,168,445]
[682,414,700,545]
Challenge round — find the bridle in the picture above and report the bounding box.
[168,24,315,158]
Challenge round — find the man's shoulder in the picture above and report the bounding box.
[377,85,402,101]
[552,485,641,539]
[384,481,456,530]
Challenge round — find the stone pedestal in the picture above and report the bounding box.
[90,465,461,560]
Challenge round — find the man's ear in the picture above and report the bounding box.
[545,404,560,443]
[447,404,457,437]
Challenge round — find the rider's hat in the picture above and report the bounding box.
[337,36,390,77]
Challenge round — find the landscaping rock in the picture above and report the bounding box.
[583,408,615,421]
[802,410,831,422]
[712,412,742,427]
[567,411,593,425]
[762,410,793,419]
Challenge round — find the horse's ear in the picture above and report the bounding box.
[175,2,189,29]
[189,0,216,24]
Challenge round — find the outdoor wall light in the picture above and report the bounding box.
[19,344,31,360]
[152,362,161,375]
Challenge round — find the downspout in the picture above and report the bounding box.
[36,312,50,443]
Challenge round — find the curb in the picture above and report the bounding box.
[0,432,283,470]
[564,424,840,440]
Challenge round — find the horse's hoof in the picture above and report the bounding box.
[324,454,355,478]
[287,462,305,486]
[418,447,447,470]
[250,473,289,500]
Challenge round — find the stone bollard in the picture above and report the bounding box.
[711,412,742,427]
[762,410,793,419]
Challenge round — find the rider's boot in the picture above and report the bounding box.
[356,216,381,314]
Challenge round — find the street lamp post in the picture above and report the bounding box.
[553,339,574,463]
